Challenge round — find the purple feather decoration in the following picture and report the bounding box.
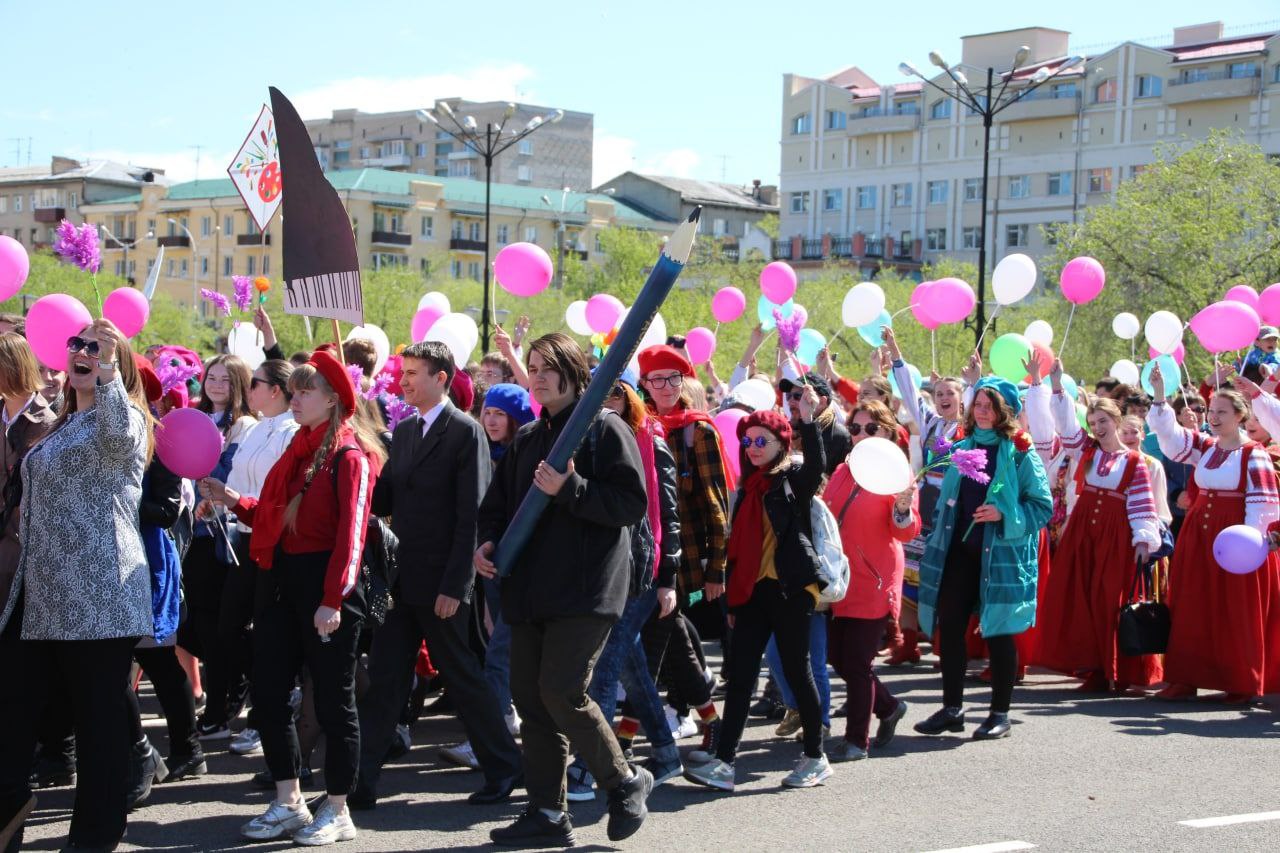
[155,360,200,395]
[365,372,392,401]
[932,435,955,456]
[231,276,254,311]
[347,364,366,395]
[950,448,991,485]
[773,309,805,353]
[384,397,415,430]
[53,220,101,274]
[200,288,231,317]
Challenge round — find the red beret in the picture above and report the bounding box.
[308,349,356,416]
[133,353,162,404]
[738,409,792,450]
[637,345,694,379]
[450,368,475,413]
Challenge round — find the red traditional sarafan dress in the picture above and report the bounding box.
[1037,390,1164,685]
[1149,401,1280,697]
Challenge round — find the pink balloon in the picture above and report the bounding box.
[411,306,444,342]
[0,235,29,301]
[1258,283,1280,325]
[529,396,542,419]
[26,293,92,370]
[1149,342,1186,365]
[923,277,975,324]
[685,327,717,365]
[102,287,150,338]
[911,282,941,331]
[155,408,224,479]
[1189,300,1261,354]
[585,294,624,334]
[713,408,748,480]
[760,261,797,304]
[711,286,747,324]
[1224,284,1260,312]
[493,242,553,298]
[1060,256,1106,305]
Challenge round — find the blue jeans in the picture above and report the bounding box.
[766,611,830,727]
[481,575,512,716]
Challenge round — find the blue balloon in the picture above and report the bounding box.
[889,363,923,399]
[1060,373,1079,401]
[1141,355,1180,397]
[796,328,826,366]
[758,295,795,331]
[857,309,892,347]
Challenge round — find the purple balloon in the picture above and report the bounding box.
[155,408,223,480]
[1213,524,1268,575]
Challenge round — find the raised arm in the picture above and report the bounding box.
[1147,364,1208,465]
[883,327,933,435]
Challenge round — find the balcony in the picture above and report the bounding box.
[768,233,923,270]
[450,237,487,252]
[33,206,66,224]
[848,106,920,135]
[372,230,412,247]
[237,233,272,246]
[1000,90,1080,121]
[800,239,824,260]
[156,235,191,248]
[864,238,884,257]
[1165,69,1261,104]
[772,239,792,260]
[720,244,740,262]
[361,153,411,168]
[830,236,853,258]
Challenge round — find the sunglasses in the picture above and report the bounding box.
[741,435,776,449]
[787,391,805,402]
[645,374,683,389]
[250,377,274,390]
[848,422,881,437]
[66,336,101,358]
[609,385,625,399]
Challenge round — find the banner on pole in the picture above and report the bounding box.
[227,105,282,233]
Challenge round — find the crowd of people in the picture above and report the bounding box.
[0,302,1277,851]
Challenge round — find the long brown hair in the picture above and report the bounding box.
[849,399,899,440]
[51,324,156,464]
[611,383,648,436]
[0,333,42,399]
[198,354,253,431]
[962,387,1021,441]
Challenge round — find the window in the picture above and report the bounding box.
[517,139,533,156]
[13,196,20,213]
[246,256,255,275]
[1228,62,1259,79]
[0,197,5,213]
[790,113,811,135]
[166,219,176,237]
[420,216,433,238]
[595,234,604,254]
[891,183,912,207]
[200,217,211,237]
[1005,224,1029,248]
[115,261,125,277]
[1180,67,1209,84]
[961,226,981,249]
[789,191,810,214]
[451,220,463,240]
[1088,168,1113,193]
[1135,75,1162,98]
[468,221,482,241]
[517,165,532,182]
[822,189,842,212]
[381,140,405,157]
[1052,82,1077,98]
[223,256,233,276]
[1048,171,1073,196]
[1044,223,1066,246]
[359,146,371,159]
[200,257,208,276]
[467,262,481,280]
[1129,164,1147,179]
[524,225,538,243]
[825,110,846,130]
[926,228,946,251]
[963,178,982,202]
[1275,64,1280,83]
[415,142,429,157]
[167,259,175,277]
[1008,175,1030,199]
[224,215,234,236]
[450,259,462,278]
[927,180,947,205]
[856,186,876,209]
[892,100,920,116]
[449,161,473,178]
[929,100,952,120]
[713,218,727,235]
[263,256,270,275]
[68,192,77,208]
[497,224,509,244]
[1093,79,1117,103]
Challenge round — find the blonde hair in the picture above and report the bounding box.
[1087,398,1124,426]
[0,333,41,399]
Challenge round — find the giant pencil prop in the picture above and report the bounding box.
[494,206,702,577]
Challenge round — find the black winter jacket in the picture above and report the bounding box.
[653,434,682,590]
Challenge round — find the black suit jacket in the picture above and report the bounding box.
[371,401,491,606]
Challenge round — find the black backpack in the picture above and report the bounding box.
[330,446,397,625]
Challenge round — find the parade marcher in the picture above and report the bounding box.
[684,390,833,792]
[780,372,849,477]
[0,319,153,852]
[913,377,1052,740]
[476,333,653,847]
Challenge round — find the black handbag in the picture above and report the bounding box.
[1118,557,1170,656]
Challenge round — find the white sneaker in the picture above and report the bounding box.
[241,799,312,840]
[683,759,735,792]
[229,728,262,756]
[440,740,480,770]
[781,754,833,788]
[293,800,357,846]
[675,713,698,740]
[505,707,522,737]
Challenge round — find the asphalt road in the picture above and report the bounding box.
[20,652,1280,852]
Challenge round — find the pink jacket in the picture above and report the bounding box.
[823,462,921,620]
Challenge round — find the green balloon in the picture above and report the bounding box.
[989,333,1032,383]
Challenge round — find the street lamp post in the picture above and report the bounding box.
[900,49,1083,349]
[99,223,153,287]
[417,102,563,352]
[169,218,200,308]
[540,187,613,289]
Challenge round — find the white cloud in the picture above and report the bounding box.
[593,132,701,185]
[288,63,538,119]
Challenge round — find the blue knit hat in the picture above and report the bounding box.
[974,376,1022,416]
[483,383,534,426]
[590,365,640,391]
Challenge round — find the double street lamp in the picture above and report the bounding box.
[99,223,153,287]
[899,47,1083,347]
[416,102,563,352]
[540,186,613,289]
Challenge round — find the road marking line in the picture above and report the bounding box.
[921,843,1037,853]
[1179,811,1280,828]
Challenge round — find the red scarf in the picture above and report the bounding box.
[726,469,775,607]
[249,423,345,569]
[651,403,738,491]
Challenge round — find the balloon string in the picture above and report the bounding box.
[714,321,721,337]
[974,304,1001,353]
[931,330,938,375]
[1060,304,1078,358]
[1214,355,1221,395]
[891,304,915,320]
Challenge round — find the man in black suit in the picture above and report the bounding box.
[351,341,522,808]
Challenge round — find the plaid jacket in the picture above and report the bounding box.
[670,421,729,597]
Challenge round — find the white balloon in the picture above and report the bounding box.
[627,311,668,376]
[847,436,913,495]
[565,300,593,336]
[1110,358,1141,386]
[417,291,450,314]
[1024,320,1054,346]
[730,378,776,413]
[992,253,1037,306]
[426,312,479,366]
[345,323,391,375]
[1111,312,1141,341]
[841,282,886,329]
[1144,310,1182,355]
[226,323,265,370]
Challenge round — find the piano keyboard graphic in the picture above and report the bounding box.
[284,270,363,322]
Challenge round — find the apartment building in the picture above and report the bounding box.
[305,99,593,190]
[79,168,666,307]
[778,22,1280,276]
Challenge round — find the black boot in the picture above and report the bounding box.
[127,737,169,810]
[912,706,965,735]
[973,712,1012,740]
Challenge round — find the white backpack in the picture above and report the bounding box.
[783,480,850,606]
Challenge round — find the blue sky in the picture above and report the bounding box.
[1,1,1275,188]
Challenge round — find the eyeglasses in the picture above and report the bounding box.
[250,377,273,390]
[741,436,776,449]
[66,336,101,358]
[848,422,881,437]
[645,374,683,389]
